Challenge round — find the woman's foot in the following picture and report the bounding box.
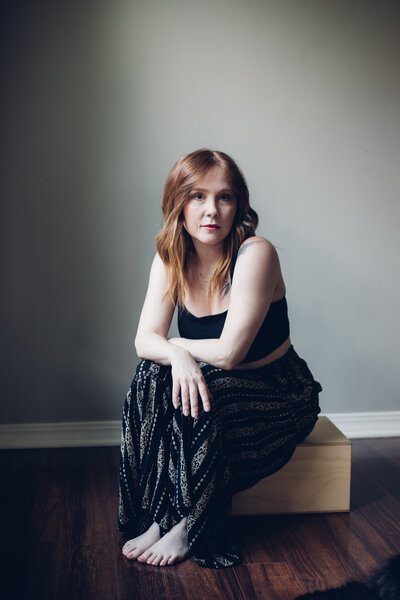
[122,522,161,559]
[137,516,189,566]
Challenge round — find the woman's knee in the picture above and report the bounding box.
[135,359,171,381]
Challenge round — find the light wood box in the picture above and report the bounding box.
[232,417,351,515]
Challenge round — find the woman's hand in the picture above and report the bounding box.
[169,343,212,419]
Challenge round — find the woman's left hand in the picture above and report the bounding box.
[168,341,212,418]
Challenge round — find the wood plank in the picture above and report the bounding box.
[116,551,245,600]
[27,447,118,546]
[349,462,400,553]
[232,417,351,515]
[0,449,41,536]
[249,514,356,592]
[233,500,396,593]
[231,515,291,564]
[300,417,350,445]
[352,438,400,495]
[234,562,306,600]
[2,448,120,600]
[1,450,42,600]
[232,445,351,515]
[1,439,400,600]
[233,513,356,592]
[7,543,117,600]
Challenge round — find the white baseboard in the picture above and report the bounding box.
[326,411,400,440]
[0,412,399,449]
[0,420,121,449]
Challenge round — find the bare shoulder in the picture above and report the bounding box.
[152,251,164,269]
[151,251,168,279]
[237,236,278,262]
[233,236,281,289]
[147,251,173,302]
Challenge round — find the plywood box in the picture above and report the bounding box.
[232,417,351,515]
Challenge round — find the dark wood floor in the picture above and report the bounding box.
[1,438,400,600]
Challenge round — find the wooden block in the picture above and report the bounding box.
[232,417,351,515]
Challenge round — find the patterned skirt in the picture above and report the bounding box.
[118,345,322,568]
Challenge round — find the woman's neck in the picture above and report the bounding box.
[191,240,225,275]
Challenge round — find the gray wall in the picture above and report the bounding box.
[2,0,399,424]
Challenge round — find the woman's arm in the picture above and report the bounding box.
[134,252,212,418]
[169,237,281,370]
[134,252,180,365]
[168,337,228,369]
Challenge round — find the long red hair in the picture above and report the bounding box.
[156,149,259,310]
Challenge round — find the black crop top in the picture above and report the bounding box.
[177,296,290,364]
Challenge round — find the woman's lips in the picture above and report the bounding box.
[202,225,220,229]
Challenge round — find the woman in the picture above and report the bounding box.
[119,149,322,568]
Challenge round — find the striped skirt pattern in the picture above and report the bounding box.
[118,346,322,568]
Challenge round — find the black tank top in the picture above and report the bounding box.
[177,296,290,364]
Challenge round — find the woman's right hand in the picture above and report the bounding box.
[169,347,212,419]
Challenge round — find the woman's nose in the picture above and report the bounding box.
[205,196,218,215]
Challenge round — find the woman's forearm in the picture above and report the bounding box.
[168,337,231,370]
[135,332,233,370]
[135,331,189,366]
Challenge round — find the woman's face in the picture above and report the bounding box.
[182,166,237,250]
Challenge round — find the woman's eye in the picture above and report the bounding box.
[192,193,203,200]
[220,194,232,201]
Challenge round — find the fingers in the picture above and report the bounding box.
[181,382,212,418]
[174,381,200,418]
[198,380,212,413]
[171,370,212,418]
[180,384,190,417]
[172,380,180,410]
[172,378,191,416]
[189,383,198,419]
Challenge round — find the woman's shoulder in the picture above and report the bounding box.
[150,251,171,286]
[234,236,284,293]
[237,236,277,259]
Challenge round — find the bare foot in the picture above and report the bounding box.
[137,516,189,566]
[122,522,161,560]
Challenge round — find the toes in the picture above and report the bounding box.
[122,543,138,558]
[160,554,171,566]
[137,551,149,562]
[138,549,152,562]
[152,554,163,566]
[123,541,137,554]
[146,552,156,564]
